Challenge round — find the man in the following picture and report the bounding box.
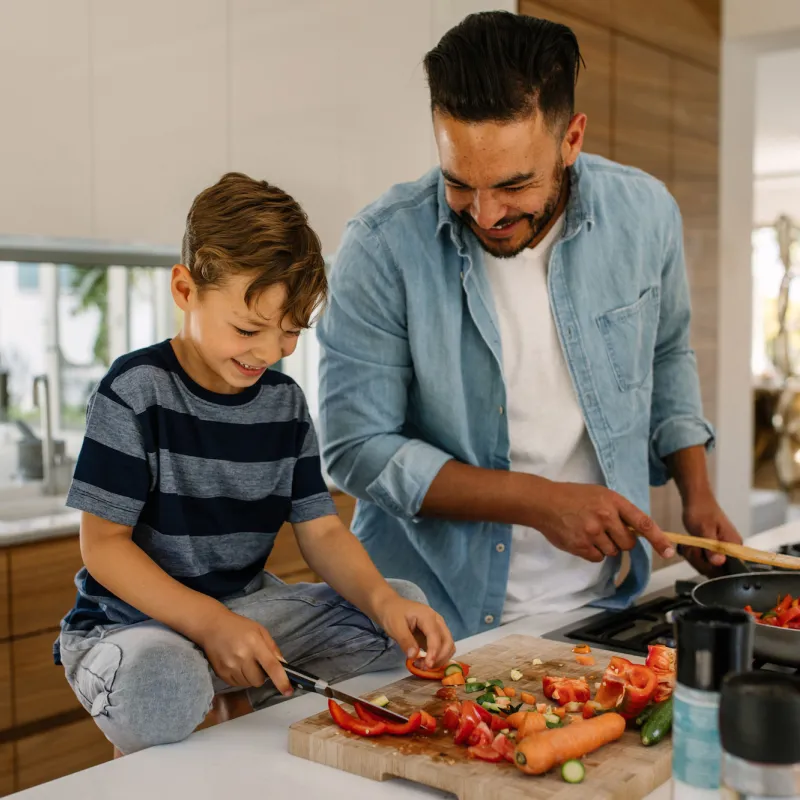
[317,11,741,640]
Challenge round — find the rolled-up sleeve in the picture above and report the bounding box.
[648,195,715,486]
[317,220,452,519]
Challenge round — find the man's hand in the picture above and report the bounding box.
[681,494,743,576]
[372,594,455,670]
[196,606,293,694]
[530,482,676,562]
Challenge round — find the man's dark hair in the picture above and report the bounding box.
[423,11,582,129]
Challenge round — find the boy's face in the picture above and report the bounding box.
[171,267,301,394]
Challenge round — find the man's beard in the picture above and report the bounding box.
[463,162,566,259]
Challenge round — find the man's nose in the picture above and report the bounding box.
[471,190,506,230]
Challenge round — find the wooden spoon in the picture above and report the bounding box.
[663,531,800,571]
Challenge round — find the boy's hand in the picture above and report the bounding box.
[196,607,293,695]
[373,595,455,670]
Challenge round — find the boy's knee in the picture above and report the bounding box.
[387,579,428,606]
[97,641,213,754]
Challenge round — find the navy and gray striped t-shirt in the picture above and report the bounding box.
[56,340,336,662]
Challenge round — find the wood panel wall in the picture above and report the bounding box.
[520,0,721,543]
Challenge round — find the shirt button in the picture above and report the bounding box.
[499,406,504,415]
[484,614,495,624]
[496,543,505,553]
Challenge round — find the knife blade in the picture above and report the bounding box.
[282,662,410,724]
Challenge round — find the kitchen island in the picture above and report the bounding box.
[12,520,800,800]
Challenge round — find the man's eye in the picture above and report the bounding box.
[235,327,257,337]
[505,185,531,193]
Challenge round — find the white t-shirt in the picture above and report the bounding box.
[483,215,615,624]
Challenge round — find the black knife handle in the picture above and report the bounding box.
[281,662,324,693]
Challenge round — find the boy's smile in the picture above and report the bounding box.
[170,269,301,395]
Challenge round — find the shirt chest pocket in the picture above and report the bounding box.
[596,286,661,392]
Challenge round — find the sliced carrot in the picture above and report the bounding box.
[514,713,626,775]
[441,671,466,686]
[517,712,547,739]
[552,707,566,719]
[576,654,595,666]
[494,686,506,697]
[572,644,592,655]
[504,687,516,698]
[520,692,536,706]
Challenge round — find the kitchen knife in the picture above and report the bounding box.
[281,662,410,724]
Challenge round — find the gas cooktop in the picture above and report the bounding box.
[541,544,800,674]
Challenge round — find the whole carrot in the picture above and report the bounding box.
[514,713,626,775]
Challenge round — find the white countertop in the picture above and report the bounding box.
[14,521,800,800]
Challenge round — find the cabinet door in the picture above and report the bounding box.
[0,644,10,733]
[0,743,13,796]
[16,717,111,792]
[0,551,9,640]
[10,537,82,637]
[13,632,81,725]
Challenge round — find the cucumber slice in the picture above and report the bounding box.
[481,702,502,713]
[561,759,585,784]
[475,692,496,705]
[370,694,390,708]
[466,677,478,684]
[494,696,512,709]
[465,682,487,693]
[544,713,562,728]
[444,663,464,676]
[486,679,504,688]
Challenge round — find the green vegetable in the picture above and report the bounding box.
[641,698,673,747]
[544,713,562,729]
[465,682,487,693]
[475,692,496,705]
[561,759,585,784]
[444,663,464,676]
[486,679,504,689]
[495,697,511,710]
[636,704,656,728]
[370,694,390,708]
[466,677,478,684]
[762,611,777,620]
[481,702,502,713]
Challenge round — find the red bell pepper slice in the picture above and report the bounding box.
[405,658,446,680]
[354,704,422,735]
[419,710,437,734]
[467,744,504,762]
[491,732,517,762]
[490,713,509,732]
[618,664,658,719]
[778,594,793,614]
[542,676,591,706]
[778,606,800,627]
[328,699,387,736]
[442,702,462,730]
[645,645,676,703]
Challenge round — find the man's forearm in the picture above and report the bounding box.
[420,460,548,528]
[664,445,713,505]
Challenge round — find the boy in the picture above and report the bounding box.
[55,172,454,755]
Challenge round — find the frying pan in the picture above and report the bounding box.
[692,571,800,667]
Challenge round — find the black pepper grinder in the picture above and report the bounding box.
[720,672,800,799]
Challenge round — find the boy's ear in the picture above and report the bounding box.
[171,264,195,311]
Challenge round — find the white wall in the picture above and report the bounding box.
[718,0,800,535]
[0,0,512,254]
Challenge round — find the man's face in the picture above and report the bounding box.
[172,269,301,394]
[433,111,584,258]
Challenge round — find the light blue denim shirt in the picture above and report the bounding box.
[317,153,714,640]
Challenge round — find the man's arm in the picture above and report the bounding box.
[318,221,673,561]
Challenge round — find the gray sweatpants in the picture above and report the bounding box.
[59,572,424,754]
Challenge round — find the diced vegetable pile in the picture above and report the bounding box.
[325,644,677,783]
[745,594,800,628]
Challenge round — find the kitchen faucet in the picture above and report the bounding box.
[32,374,57,495]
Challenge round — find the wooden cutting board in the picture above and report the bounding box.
[288,634,672,800]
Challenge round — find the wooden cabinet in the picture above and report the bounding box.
[13,632,80,726]
[16,717,112,792]
[613,37,671,183]
[520,1,612,158]
[0,743,13,797]
[10,537,83,637]
[0,644,10,733]
[0,552,8,642]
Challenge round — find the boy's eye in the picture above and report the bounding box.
[284,330,301,339]
[235,327,257,337]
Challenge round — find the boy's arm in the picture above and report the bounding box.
[80,512,293,693]
[292,514,455,669]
